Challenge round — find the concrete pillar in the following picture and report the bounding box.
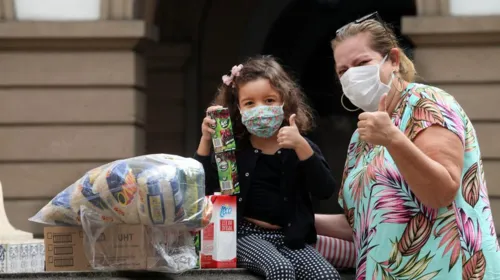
[403,2,500,234]
[0,0,157,236]
[145,43,192,155]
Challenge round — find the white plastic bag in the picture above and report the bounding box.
[30,154,212,231]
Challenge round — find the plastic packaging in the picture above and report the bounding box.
[31,154,213,273]
[30,154,212,231]
[214,151,240,195]
[80,206,198,273]
[207,107,236,153]
[207,107,240,195]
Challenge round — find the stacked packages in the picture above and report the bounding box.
[196,108,238,269]
[208,108,240,195]
[30,154,212,273]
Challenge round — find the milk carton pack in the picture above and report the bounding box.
[199,194,236,268]
[0,240,44,273]
[198,218,214,268]
[212,195,237,268]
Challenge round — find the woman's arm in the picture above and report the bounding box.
[295,138,337,199]
[193,138,219,195]
[387,126,463,208]
[315,214,353,241]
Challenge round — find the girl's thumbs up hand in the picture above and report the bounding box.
[278,114,304,149]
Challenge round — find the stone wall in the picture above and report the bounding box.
[0,0,155,235]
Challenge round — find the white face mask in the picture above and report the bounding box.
[340,55,394,112]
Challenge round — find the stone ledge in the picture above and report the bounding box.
[0,270,260,280]
[0,270,356,280]
[402,16,500,46]
[0,21,158,50]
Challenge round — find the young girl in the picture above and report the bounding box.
[194,56,340,280]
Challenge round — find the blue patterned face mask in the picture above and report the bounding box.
[240,105,284,138]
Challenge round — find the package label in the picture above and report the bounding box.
[199,195,236,269]
[208,108,236,154]
[214,151,240,195]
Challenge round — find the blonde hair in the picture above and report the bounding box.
[332,19,416,82]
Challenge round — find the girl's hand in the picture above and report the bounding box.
[201,105,222,141]
[277,114,305,149]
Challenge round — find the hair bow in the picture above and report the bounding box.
[222,64,244,87]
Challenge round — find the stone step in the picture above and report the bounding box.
[0,269,357,280]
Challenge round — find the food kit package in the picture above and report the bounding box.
[214,151,240,195]
[31,154,214,273]
[71,164,120,224]
[198,194,236,269]
[30,154,212,232]
[207,108,236,154]
[76,209,199,273]
[208,108,240,195]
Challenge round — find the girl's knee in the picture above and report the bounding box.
[315,265,341,280]
[267,259,295,279]
[296,262,340,280]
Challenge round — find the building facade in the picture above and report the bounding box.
[0,0,499,237]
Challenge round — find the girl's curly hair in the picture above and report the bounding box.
[213,55,314,139]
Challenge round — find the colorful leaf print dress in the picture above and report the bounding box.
[339,83,500,279]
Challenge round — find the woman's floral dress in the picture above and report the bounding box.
[339,83,500,279]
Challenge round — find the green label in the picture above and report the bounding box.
[208,108,236,153]
[215,151,240,195]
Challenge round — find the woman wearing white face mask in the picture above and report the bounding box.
[314,12,500,279]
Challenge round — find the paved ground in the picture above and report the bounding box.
[0,269,356,279]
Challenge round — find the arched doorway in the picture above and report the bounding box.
[242,0,417,213]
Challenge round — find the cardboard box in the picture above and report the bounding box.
[44,224,148,272]
[199,195,236,269]
[0,240,44,273]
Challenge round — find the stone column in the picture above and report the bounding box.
[0,0,157,236]
[403,1,500,233]
[145,43,192,155]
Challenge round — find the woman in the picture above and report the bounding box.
[315,12,500,279]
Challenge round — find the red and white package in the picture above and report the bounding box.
[199,194,237,268]
[199,219,215,268]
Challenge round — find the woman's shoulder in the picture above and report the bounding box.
[402,83,470,144]
[404,83,469,123]
[406,83,457,105]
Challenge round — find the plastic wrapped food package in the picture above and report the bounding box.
[136,164,185,226]
[80,205,198,273]
[162,154,208,228]
[38,183,80,225]
[71,165,121,224]
[31,154,213,273]
[30,154,212,231]
[94,161,141,224]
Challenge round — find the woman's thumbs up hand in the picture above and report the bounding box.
[357,93,398,146]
